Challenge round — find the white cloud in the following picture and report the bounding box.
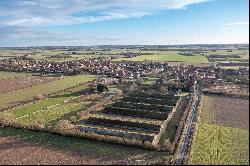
[0,25,121,46]
[224,22,249,26]
[0,0,212,26]
[22,1,37,6]
[0,0,218,46]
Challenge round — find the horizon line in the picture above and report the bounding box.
[0,43,249,48]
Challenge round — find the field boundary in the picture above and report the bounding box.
[1,78,97,112]
[202,91,249,99]
[0,76,60,95]
[186,94,203,164]
[174,92,202,165]
[0,71,35,81]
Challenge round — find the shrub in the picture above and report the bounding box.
[28,121,45,130]
[103,106,168,120]
[85,117,161,133]
[35,94,45,100]
[53,120,74,133]
[135,77,144,85]
[163,139,174,152]
[128,82,137,92]
[69,116,78,123]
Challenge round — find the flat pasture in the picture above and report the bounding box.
[189,95,249,165]
[208,49,249,59]
[0,49,124,62]
[190,123,249,165]
[0,50,32,59]
[13,93,100,127]
[159,96,189,144]
[207,49,249,64]
[115,51,209,63]
[0,74,96,110]
[0,71,34,80]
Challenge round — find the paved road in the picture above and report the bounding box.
[175,83,201,165]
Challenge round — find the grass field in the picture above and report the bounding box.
[1,48,124,62]
[159,96,189,144]
[0,74,96,110]
[208,50,249,59]
[115,51,209,63]
[189,95,249,165]
[0,71,34,80]
[0,127,167,165]
[207,49,249,63]
[0,49,33,57]
[142,77,159,85]
[190,123,249,165]
[11,92,100,127]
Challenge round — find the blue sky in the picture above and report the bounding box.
[0,0,249,46]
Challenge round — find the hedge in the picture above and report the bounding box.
[112,102,173,112]
[76,125,155,142]
[103,106,169,120]
[84,117,161,133]
[122,96,177,106]
[131,92,176,100]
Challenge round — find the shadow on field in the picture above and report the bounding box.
[46,94,102,126]
[49,92,80,99]
[0,127,166,164]
[49,88,95,99]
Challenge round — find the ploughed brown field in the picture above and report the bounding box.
[203,83,249,97]
[201,95,249,129]
[0,136,133,165]
[0,137,127,165]
[0,76,58,94]
[0,127,166,165]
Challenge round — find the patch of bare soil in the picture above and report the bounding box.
[203,95,249,129]
[203,83,249,97]
[0,76,58,94]
[213,96,249,129]
[0,136,130,165]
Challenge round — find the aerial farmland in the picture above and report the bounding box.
[0,44,249,165]
[189,95,249,165]
[0,0,249,164]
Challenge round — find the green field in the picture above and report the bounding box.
[115,51,209,63]
[189,95,249,165]
[10,97,68,118]
[142,77,159,85]
[190,123,249,165]
[12,93,99,127]
[207,49,249,63]
[1,48,125,62]
[0,74,96,110]
[159,96,189,145]
[0,49,32,57]
[3,82,100,127]
[0,71,34,80]
[208,50,249,59]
